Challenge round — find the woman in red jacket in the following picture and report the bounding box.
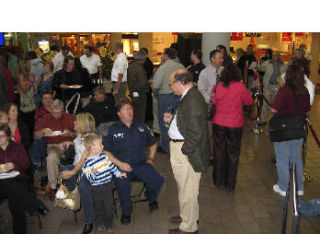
[210,64,252,190]
[0,124,48,234]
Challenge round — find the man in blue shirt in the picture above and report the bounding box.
[103,98,164,225]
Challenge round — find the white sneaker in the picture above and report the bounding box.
[297,190,304,196]
[273,184,286,197]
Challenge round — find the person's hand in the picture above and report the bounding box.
[3,162,14,172]
[42,128,53,136]
[92,168,98,175]
[277,76,285,87]
[59,141,72,150]
[118,172,127,178]
[60,84,68,89]
[146,158,154,165]
[163,112,173,124]
[119,162,132,172]
[112,90,119,96]
[61,170,74,179]
[0,164,6,173]
[63,130,74,137]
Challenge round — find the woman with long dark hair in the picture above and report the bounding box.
[210,64,252,190]
[271,65,310,197]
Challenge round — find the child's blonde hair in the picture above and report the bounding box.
[83,133,102,151]
[0,111,8,123]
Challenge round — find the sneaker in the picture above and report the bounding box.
[273,184,286,197]
[297,190,304,196]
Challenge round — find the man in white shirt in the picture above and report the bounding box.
[52,45,74,73]
[80,45,103,86]
[111,42,128,102]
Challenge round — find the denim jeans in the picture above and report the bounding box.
[299,199,320,216]
[274,138,304,191]
[60,164,78,191]
[60,164,94,224]
[33,136,46,164]
[157,93,180,153]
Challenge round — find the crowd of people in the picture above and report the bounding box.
[0,40,315,234]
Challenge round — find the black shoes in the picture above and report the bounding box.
[82,223,93,234]
[121,214,131,225]
[149,201,158,213]
[37,204,49,216]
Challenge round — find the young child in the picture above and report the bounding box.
[0,111,9,124]
[83,134,126,233]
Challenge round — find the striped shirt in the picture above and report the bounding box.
[82,153,121,186]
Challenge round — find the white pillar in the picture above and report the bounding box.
[201,33,231,66]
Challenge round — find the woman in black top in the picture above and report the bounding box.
[53,56,82,104]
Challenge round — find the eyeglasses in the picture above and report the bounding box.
[169,81,178,87]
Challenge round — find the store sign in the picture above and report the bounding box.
[231,32,243,41]
[295,32,305,37]
[245,32,262,37]
[281,33,293,42]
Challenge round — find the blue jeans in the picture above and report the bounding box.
[114,163,164,215]
[60,164,78,191]
[60,164,94,224]
[274,138,304,191]
[157,93,180,153]
[33,137,46,164]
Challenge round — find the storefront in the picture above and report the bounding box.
[230,32,312,62]
[28,33,112,57]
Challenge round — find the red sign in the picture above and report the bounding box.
[281,33,293,42]
[295,32,305,37]
[231,32,243,41]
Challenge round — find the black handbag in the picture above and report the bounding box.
[269,90,306,142]
[208,74,220,121]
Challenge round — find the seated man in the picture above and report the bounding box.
[33,91,53,169]
[103,98,164,225]
[83,86,118,127]
[34,99,76,200]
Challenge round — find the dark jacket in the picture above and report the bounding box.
[127,61,149,94]
[0,65,8,110]
[176,87,209,172]
[18,118,32,150]
[83,94,118,127]
[143,57,154,79]
[53,69,82,102]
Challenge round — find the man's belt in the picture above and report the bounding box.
[169,138,184,143]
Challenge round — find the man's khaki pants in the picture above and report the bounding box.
[170,141,201,233]
[47,144,64,189]
[261,83,279,123]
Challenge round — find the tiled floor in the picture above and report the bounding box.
[1,94,320,234]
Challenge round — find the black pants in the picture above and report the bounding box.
[0,178,41,234]
[212,124,243,189]
[20,110,35,141]
[131,94,147,122]
[91,183,113,229]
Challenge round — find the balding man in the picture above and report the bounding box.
[259,51,287,125]
[164,69,209,234]
[127,51,149,122]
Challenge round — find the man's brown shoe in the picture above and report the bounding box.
[169,216,182,224]
[169,228,198,234]
[49,189,57,201]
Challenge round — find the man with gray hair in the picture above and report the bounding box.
[111,42,129,102]
[34,99,76,200]
[84,86,118,127]
[127,50,149,122]
[259,50,287,125]
[294,48,310,77]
